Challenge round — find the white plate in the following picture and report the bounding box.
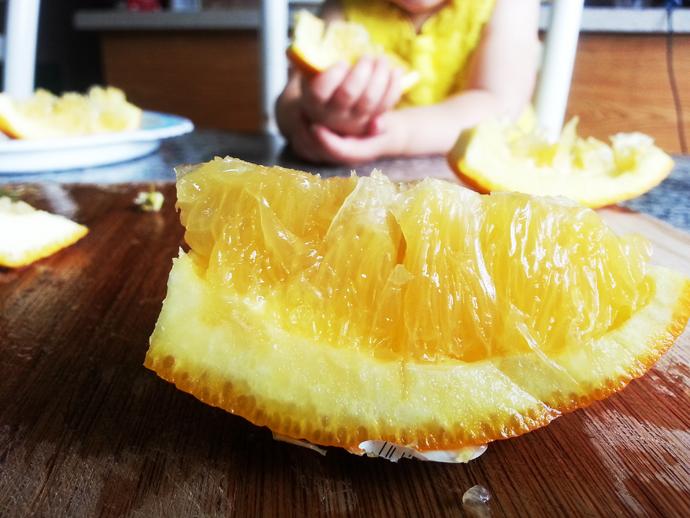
[0,111,194,173]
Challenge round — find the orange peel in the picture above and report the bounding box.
[0,197,88,268]
[448,111,674,208]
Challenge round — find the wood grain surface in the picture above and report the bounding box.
[102,31,262,132]
[1,183,689,517]
[568,34,690,155]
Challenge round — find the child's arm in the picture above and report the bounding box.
[311,0,540,164]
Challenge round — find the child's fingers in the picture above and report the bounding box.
[292,129,321,162]
[375,67,404,115]
[293,137,321,163]
[311,124,358,164]
[291,116,327,163]
[330,56,375,111]
[302,62,349,106]
[312,123,383,165]
[353,56,391,117]
[367,115,384,136]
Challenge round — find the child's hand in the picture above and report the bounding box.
[287,110,332,164]
[286,110,406,166]
[310,122,398,165]
[300,56,404,136]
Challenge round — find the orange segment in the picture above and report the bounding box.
[0,197,88,268]
[448,111,674,208]
[0,86,142,139]
[145,157,690,452]
[288,10,419,92]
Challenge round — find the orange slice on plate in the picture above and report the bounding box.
[288,10,419,92]
[448,110,674,208]
[0,197,88,268]
[145,158,690,453]
[0,86,142,139]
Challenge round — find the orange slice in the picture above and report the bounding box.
[0,197,88,268]
[288,10,419,92]
[0,86,142,139]
[145,158,690,452]
[448,110,674,208]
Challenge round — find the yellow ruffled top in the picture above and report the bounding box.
[343,0,496,106]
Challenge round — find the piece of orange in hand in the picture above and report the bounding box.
[0,196,88,268]
[287,10,419,92]
[448,109,674,208]
[145,157,690,454]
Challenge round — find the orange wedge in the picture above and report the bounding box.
[448,111,674,208]
[0,86,142,139]
[288,10,419,92]
[0,197,88,268]
[145,158,690,453]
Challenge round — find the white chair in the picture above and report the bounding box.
[260,0,289,134]
[535,0,585,139]
[2,0,41,99]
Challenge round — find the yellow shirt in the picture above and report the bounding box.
[343,0,496,106]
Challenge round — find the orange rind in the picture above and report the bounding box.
[0,197,88,268]
[448,111,674,208]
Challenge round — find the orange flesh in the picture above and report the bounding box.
[177,163,654,363]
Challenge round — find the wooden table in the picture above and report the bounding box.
[1,182,689,517]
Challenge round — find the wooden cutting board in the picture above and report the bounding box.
[1,183,689,517]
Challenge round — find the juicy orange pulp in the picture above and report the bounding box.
[0,86,142,139]
[177,160,652,364]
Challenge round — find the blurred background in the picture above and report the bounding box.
[1,0,688,152]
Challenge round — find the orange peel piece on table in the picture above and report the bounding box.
[448,110,674,208]
[0,197,88,268]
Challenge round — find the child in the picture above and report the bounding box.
[276,0,540,165]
